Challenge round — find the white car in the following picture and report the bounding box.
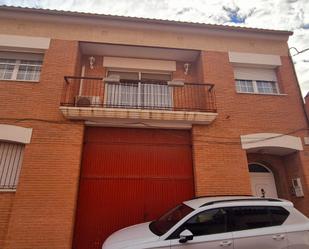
[102,196,309,249]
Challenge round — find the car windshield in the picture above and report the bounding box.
[149,203,193,236]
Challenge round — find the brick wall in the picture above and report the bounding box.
[1,39,309,249]
[0,193,14,248]
[0,39,85,249]
[191,51,309,216]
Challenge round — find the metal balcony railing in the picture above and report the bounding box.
[60,76,216,112]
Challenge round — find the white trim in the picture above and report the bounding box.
[0,124,32,144]
[241,133,303,155]
[236,92,287,96]
[0,57,42,82]
[236,79,280,95]
[79,65,86,96]
[103,57,176,72]
[229,52,281,67]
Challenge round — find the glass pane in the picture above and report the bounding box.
[249,164,270,173]
[256,81,278,94]
[150,204,193,236]
[183,208,227,236]
[0,59,16,64]
[231,206,272,231]
[107,71,139,80]
[269,207,289,226]
[16,60,42,81]
[17,64,41,81]
[141,73,171,81]
[0,60,16,80]
[235,80,254,93]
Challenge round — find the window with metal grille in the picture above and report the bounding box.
[236,79,279,94]
[233,66,280,95]
[256,80,279,94]
[235,79,254,93]
[0,58,42,82]
[0,142,24,190]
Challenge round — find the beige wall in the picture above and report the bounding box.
[0,18,289,56]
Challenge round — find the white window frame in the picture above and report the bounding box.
[0,56,43,82]
[0,58,42,82]
[236,79,280,95]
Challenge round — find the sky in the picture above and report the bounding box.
[1,0,308,96]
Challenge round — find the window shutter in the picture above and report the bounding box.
[233,67,277,81]
[0,142,24,189]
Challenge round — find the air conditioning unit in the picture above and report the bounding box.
[75,96,102,107]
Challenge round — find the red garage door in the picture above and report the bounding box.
[73,127,194,249]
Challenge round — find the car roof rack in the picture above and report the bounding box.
[192,195,253,200]
[200,198,282,207]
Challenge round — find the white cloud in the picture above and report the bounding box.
[1,0,308,96]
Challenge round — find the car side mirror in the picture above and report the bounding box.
[179,229,193,243]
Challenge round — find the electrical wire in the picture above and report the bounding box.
[0,117,82,125]
[289,47,309,56]
[1,117,307,146]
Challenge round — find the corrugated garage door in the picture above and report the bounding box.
[73,127,194,249]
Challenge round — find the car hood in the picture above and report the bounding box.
[102,222,160,249]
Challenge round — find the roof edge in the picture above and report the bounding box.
[0,5,294,37]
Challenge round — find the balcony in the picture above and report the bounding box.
[59,76,217,128]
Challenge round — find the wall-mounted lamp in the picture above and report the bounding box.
[89,56,96,69]
[184,63,190,75]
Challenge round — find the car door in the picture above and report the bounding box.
[231,206,287,249]
[168,208,234,249]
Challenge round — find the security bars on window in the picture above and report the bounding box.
[236,79,279,94]
[0,142,24,190]
[0,59,42,81]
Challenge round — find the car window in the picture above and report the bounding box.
[269,206,289,226]
[230,206,273,231]
[168,208,228,239]
[150,204,193,236]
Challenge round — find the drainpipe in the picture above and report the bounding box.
[79,65,86,96]
[288,50,309,127]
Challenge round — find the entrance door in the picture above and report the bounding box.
[249,163,278,198]
[73,127,194,249]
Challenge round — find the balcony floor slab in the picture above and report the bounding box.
[59,106,217,128]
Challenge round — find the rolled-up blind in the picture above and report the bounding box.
[233,67,277,81]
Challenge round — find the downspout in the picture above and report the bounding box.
[78,65,86,96]
[288,49,309,127]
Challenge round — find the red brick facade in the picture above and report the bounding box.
[0,7,309,249]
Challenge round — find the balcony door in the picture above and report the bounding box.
[105,70,173,109]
